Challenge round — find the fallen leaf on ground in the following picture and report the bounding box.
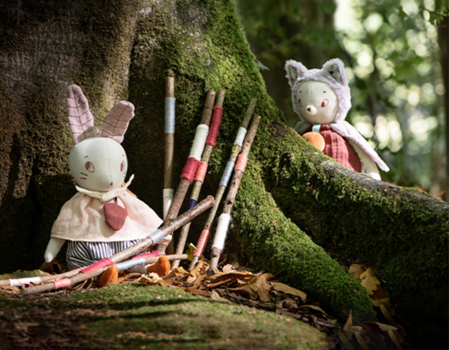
[348,264,366,280]
[270,281,307,301]
[228,273,274,302]
[359,269,380,295]
[211,290,231,303]
[163,267,190,280]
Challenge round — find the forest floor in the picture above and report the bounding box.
[0,259,408,349]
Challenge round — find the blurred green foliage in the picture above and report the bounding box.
[235,0,447,198]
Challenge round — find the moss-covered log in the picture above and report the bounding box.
[0,0,447,344]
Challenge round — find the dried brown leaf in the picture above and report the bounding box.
[222,264,237,274]
[209,271,255,283]
[163,267,190,280]
[228,273,274,302]
[207,278,237,289]
[348,264,366,280]
[343,310,353,333]
[360,269,380,295]
[192,274,207,288]
[355,333,370,350]
[371,285,390,307]
[186,275,197,284]
[185,288,211,297]
[140,274,161,286]
[270,282,307,301]
[211,290,231,303]
[388,330,403,350]
[190,260,206,278]
[298,305,334,319]
[364,321,398,332]
[275,298,298,309]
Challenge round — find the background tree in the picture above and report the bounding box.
[0,0,447,347]
[236,0,448,197]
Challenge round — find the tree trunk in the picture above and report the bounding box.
[0,0,447,343]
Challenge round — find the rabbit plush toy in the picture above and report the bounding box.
[44,85,169,284]
[285,58,389,180]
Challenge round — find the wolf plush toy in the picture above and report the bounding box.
[285,58,389,180]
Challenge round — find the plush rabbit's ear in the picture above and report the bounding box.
[322,58,349,86]
[67,85,96,144]
[100,101,135,143]
[285,60,308,87]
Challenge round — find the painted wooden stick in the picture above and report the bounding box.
[22,254,188,296]
[157,90,216,254]
[208,115,261,275]
[189,98,257,271]
[164,77,175,219]
[21,196,214,295]
[0,253,190,288]
[171,90,226,268]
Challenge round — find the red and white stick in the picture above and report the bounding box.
[189,98,257,270]
[171,90,226,268]
[156,90,216,254]
[208,115,261,275]
[21,196,214,295]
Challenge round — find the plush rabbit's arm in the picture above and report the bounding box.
[44,237,66,263]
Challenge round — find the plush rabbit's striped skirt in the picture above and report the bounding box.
[66,240,144,271]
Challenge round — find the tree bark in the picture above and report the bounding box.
[0,0,447,343]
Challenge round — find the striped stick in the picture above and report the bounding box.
[163,77,175,219]
[208,115,261,275]
[22,254,188,296]
[157,90,216,254]
[171,89,226,268]
[21,196,214,295]
[189,98,257,271]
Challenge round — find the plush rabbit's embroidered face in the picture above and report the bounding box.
[69,137,128,192]
[295,81,338,125]
[66,85,134,192]
[285,58,352,124]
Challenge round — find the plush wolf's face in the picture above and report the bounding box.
[285,58,352,124]
[294,81,338,125]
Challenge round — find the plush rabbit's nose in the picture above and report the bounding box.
[110,182,113,186]
[306,105,317,115]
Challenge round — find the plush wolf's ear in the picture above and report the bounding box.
[322,58,349,86]
[100,101,135,144]
[285,60,308,87]
[67,85,97,144]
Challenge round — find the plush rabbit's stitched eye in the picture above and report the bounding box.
[321,99,329,107]
[120,161,125,172]
[85,161,95,173]
[298,99,303,107]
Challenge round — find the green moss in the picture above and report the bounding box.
[126,0,375,322]
[80,285,329,349]
[0,285,329,349]
[125,0,447,338]
[262,125,448,336]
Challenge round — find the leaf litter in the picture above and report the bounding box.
[0,258,408,349]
